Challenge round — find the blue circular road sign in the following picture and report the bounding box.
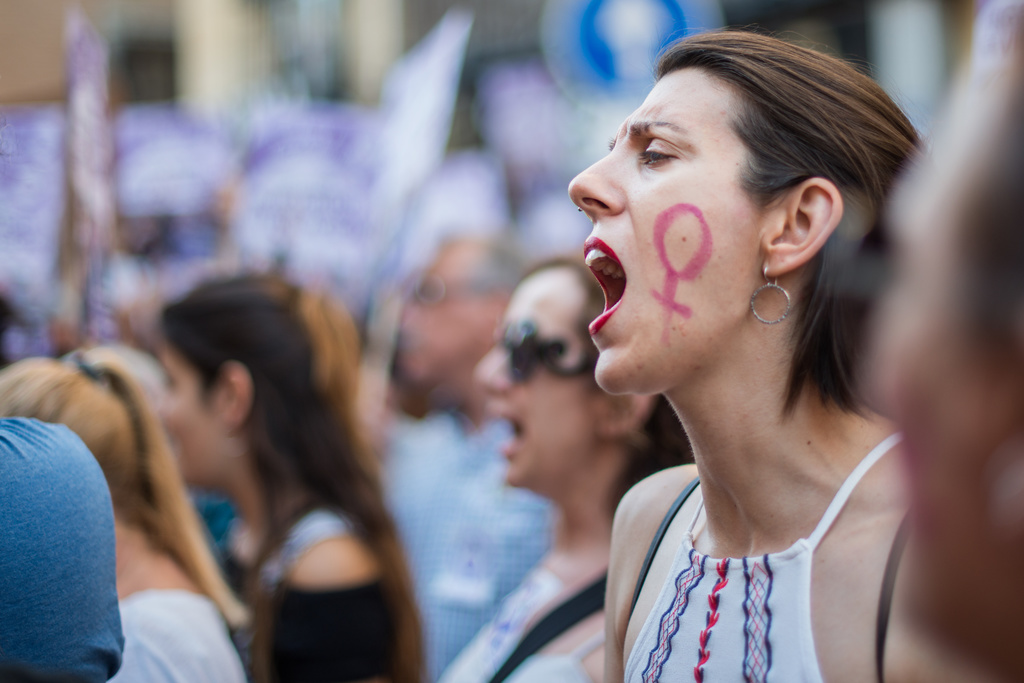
[542,0,723,98]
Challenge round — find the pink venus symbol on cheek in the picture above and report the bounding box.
[650,203,713,343]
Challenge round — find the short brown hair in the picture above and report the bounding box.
[657,30,919,412]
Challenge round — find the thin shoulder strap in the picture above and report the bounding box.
[628,476,701,618]
[807,434,902,548]
[875,514,910,683]
[259,509,352,590]
[487,573,607,683]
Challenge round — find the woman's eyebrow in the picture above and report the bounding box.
[609,120,689,151]
[629,120,688,138]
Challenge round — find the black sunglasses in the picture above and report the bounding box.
[502,320,596,383]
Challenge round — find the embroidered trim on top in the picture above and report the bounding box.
[742,555,774,683]
[642,549,707,683]
[693,558,730,682]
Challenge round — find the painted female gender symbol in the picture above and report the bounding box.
[650,203,713,343]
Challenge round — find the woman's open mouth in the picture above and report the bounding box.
[584,237,626,335]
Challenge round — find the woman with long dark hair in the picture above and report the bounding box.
[160,274,422,683]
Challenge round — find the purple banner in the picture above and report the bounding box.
[116,105,235,217]
[233,103,380,311]
[0,106,66,358]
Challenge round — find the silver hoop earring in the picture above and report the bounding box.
[750,267,792,325]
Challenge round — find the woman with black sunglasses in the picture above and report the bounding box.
[438,257,690,683]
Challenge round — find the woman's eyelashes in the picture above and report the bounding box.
[639,148,671,166]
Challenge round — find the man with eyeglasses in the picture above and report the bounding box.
[386,236,553,681]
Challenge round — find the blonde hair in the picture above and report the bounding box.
[0,348,248,629]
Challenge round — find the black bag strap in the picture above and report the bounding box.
[628,476,701,618]
[487,573,607,683]
[875,514,910,683]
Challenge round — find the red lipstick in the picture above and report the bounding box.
[583,237,626,335]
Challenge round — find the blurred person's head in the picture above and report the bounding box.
[159,274,372,511]
[873,42,1024,681]
[0,349,246,630]
[476,257,691,513]
[0,418,123,682]
[159,274,421,683]
[399,236,523,422]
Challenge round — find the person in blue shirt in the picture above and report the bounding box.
[0,418,123,682]
[390,236,553,679]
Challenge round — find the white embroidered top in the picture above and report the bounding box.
[625,434,902,683]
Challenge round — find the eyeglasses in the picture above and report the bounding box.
[412,274,490,307]
[502,320,595,383]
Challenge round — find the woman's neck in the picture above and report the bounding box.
[222,459,269,567]
[543,448,622,584]
[224,457,309,568]
[115,520,198,599]
[667,370,895,558]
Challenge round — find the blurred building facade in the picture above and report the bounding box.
[1,0,974,120]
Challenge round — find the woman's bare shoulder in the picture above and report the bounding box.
[286,535,381,591]
[613,464,700,541]
[605,464,699,681]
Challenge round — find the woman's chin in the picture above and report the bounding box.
[501,451,527,489]
[594,349,645,396]
[595,343,679,398]
[503,468,530,491]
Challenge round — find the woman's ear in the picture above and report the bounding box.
[210,360,254,433]
[596,393,657,441]
[761,177,844,277]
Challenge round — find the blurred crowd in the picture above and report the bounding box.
[1,19,1024,683]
